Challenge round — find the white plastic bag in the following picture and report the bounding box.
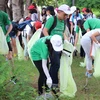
[76,28,82,53]
[0,27,9,54]
[93,47,100,78]
[60,41,77,97]
[16,37,24,60]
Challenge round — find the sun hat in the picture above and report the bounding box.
[58,4,75,14]
[28,5,36,10]
[50,35,63,51]
[34,21,42,30]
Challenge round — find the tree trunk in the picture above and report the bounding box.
[24,0,32,17]
[11,0,24,22]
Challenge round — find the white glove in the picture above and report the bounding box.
[74,46,77,51]
[46,77,52,88]
[70,34,74,38]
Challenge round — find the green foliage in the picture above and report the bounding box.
[0,54,100,100]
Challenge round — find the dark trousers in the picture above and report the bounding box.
[33,60,47,95]
[80,46,85,57]
[49,50,61,85]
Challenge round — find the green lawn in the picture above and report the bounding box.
[0,55,100,100]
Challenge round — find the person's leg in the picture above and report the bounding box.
[81,38,93,77]
[33,60,46,95]
[49,50,61,94]
[22,36,29,60]
[11,36,17,57]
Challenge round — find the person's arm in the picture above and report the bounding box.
[90,31,100,44]
[42,17,54,36]
[42,59,52,88]
[70,22,74,35]
[42,27,49,36]
[5,23,12,37]
[74,33,79,47]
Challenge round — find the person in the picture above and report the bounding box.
[41,6,47,24]
[81,29,100,78]
[83,18,100,32]
[82,8,96,20]
[0,10,13,60]
[22,20,42,60]
[74,19,86,57]
[30,35,63,95]
[70,6,84,37]
[46,6,55,20]
[42,4,75,93]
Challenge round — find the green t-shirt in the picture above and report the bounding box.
[84,18,100,31]
[0,11,11,42]
[76,26,86,35]
[44,16,65,39]
[30,36,51,61]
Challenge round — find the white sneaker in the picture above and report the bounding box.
[44,92,55,100]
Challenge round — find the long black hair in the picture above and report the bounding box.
[45,39,53,56]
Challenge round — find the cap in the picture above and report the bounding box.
[82,8,87,12]
[28,5,36,10]
[50,35,63,51]
[58,4,75,14]
[34,21,42,30]
[70,6,76,12]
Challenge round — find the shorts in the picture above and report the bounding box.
[7,42,12,51]
[9,31,16,38]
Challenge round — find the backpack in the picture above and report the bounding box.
[40,16,66,37]
[17,20,33,31]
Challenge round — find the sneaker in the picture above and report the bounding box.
[45,92,55,100]
[87,73,93,78]
[35,95,46,100]
[85,72,93,78]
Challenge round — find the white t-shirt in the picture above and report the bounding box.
[83,29,100,42]
[31,13,38,21]
[22,22,35,37]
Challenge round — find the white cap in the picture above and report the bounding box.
[50,35,63,51]
[70,6,76,12]
[58,4,75,14]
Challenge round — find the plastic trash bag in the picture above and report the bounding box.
[93,47,100,78]
[76,28,82,53]
[0,27,9,54]
[27,29,41,65]
[16,37,24,60]
[60,40,77,97]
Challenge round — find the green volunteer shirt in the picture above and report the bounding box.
[84,18,100,31]
[30,36,51,61]
[0,11,11,42]
[44,16,65,39]
[76,26,86,35]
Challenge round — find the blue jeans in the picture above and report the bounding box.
[49,50,61,85]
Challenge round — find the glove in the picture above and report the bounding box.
[74,46,77,51]
[46,77,52,88]
[70,34,74,38]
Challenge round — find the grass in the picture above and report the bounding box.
[0,54,100,100]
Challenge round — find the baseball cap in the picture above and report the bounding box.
[34,21,42,30]
[82,8,87,12]
[58,4,75,14]
[28,5,36,10]
[50,35,63,51]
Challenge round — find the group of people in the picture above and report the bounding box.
[1,2,100,99]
